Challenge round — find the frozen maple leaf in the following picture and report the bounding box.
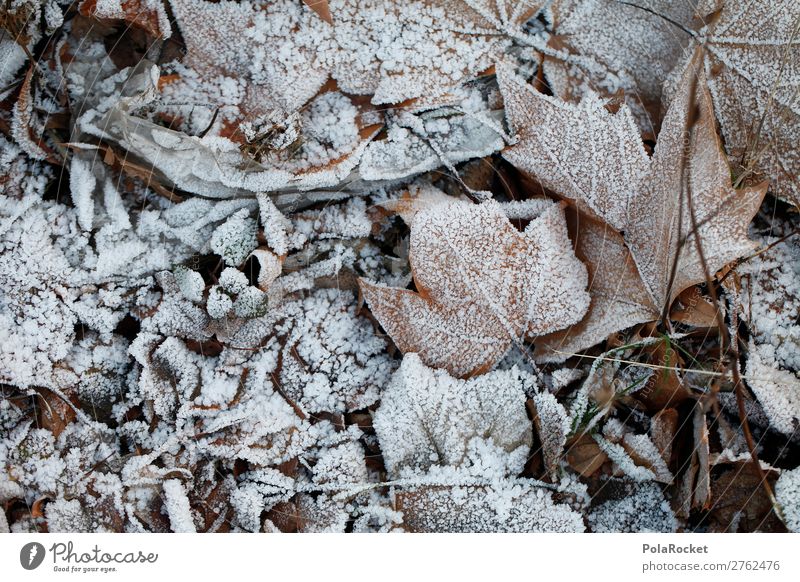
[373,354,533,477]
[359,199,590,377]
[499,58,766,361]
[543,0,701,135]
[534,216,658,362]
[686,0,800,204]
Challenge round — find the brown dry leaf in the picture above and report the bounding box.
[650,408,679,465]
[635,340,691,412]
[688,0,800,204]
[534,214,658,362]
[359,199,590,377]
[499,54,766,362]
[676,404,710,517]
[303,0,333,24]
[543,0,701,136]
[566,433,608,478]
[34,388,77,438]
[669,286,720,327]
[708,461,784,532]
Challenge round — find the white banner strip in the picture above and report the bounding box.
[1,533,797,582]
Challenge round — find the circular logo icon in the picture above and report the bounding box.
[20,542,46,570]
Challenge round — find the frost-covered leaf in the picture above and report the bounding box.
[745,342,800,436]
[358,90,506,181]
[601,418,672,483]
[162,479,197,532]
[544,0,700,135]
[689,0,800,204]
[500,58,765,361]
[0,206,77,388]
[588,481,677,532]
[360,199,590,376]
[323,0,543,105]
[210,209,258,266]
[529,391,569,478]
[167,0,327,122]
[374,354,533,478]
[500,69,649,232]
[396,478,585,533]
[534,216,658,362]
[630,54,766,309]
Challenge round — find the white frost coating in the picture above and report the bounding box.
[210,209,258,266]
[69,156,97,231]
[273,289,394,413]
[745,341,800,436]
[589,482,677,532]
[776,468,800,533]
[594,434,656,483]
[685,0,800,203]
[543,0,697,133]
[359,101,506,182]
[218,267,248,295]
[162,479,197,533]
[233,286,267,318]
[206,285,233,319]
[174,267,205,303]
[397,477,585,533]
[531,391,569,476]
[374,354,534,477]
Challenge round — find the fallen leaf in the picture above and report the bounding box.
[708,461,784,532]
[499,54,766,361]
[685,0,800,204]
[373,353,533,477]
[303,0,332,24]
[566,433,608,478]
[635,339,691,412]
[396,479,584,532]
[650,408,679,466]
[528,392,569,479]
[669,286,720,328]
[544,0,701,135]
[360,199,590,377]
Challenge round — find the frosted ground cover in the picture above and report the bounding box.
[0,0,798,533]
